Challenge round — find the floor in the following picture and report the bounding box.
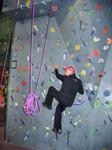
[0,112,34,150]
[0,142,34,150]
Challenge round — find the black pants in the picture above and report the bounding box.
[45,86,65,130]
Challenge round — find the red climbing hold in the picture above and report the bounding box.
[93,50,100,57]
[96,2,104,10]
[21,80,27,86]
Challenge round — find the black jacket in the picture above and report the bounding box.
[55,69,84,107]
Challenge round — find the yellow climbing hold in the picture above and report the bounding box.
[94,99,100,109]
[79,70,86,76]
[50,26,56,32]
[74,121,78,126]
[74,44,80,51]
[68,6,74,12]
[25,0,31,8]
[85,62,91,68]
[68,111,71,115]
[45,126,50,131]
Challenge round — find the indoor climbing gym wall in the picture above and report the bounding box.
[4,0,112,150]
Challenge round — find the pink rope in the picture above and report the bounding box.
[34,0,53,93]
[24,0,40,116]
[23,93,40,116]
[29,0,35,94]
[24,0,53,116]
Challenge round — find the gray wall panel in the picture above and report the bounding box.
[6,0,112,150]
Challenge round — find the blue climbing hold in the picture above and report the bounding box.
[103,90,110,97]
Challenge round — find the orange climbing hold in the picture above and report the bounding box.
[17,66,30,72]
[106,38,112,45]
[102,26,109,35]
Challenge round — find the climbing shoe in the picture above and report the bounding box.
[52,128,62,134]
[42,102,52,110]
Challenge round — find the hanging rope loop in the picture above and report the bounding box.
[23,93,40,116]
[24,0,53,116]
[23,0,41,116]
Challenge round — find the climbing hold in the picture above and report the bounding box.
[102,26,109,35]
[96,2,104,10]
[93,49,100,57]
[74,44,80,51]
[80,70,86,77]
[103,90,110,97]
[106,38,112,45]
[21,80,27,86]
[93,36,100,42]
[50,26,56,32]
[84,62,91,68]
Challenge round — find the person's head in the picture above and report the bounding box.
[63,66,75,76]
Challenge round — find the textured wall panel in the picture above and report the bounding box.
[6,0,112,150]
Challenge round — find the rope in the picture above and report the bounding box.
[24,93,40,116]
[24,0,40,116]
[24,0,53,116]
[34,0,53,93]
[29,0,35,94]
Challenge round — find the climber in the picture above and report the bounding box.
[42,65,84,134]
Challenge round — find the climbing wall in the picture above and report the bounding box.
[6,0,112,150]
[55,0,112,107]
